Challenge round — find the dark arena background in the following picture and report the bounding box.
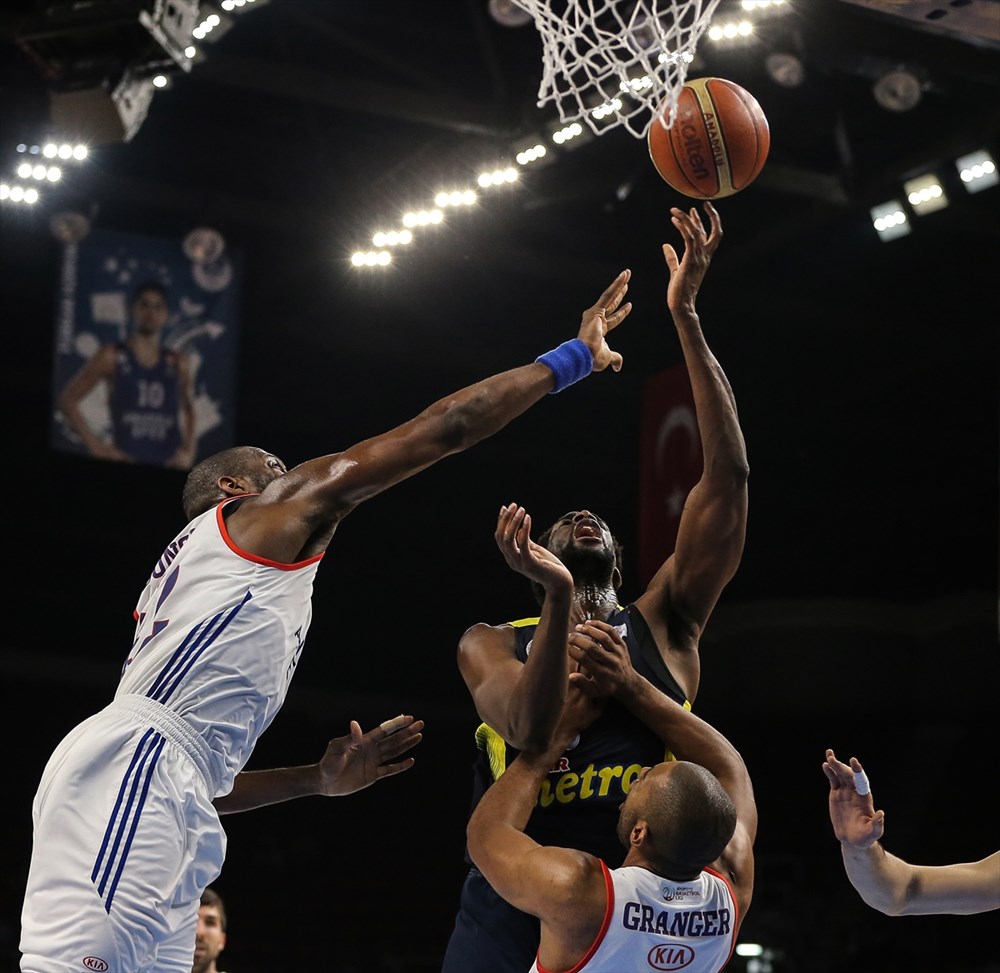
[1,2,997,971]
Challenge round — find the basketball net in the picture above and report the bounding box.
[513,0,723,139]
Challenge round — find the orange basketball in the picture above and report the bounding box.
[648,77,770,199]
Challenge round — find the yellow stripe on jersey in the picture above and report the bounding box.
[475,723,510,780]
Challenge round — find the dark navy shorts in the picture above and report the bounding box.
[440,867,541,973]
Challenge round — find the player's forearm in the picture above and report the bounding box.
[672,313,747,475]
[621,674,745,785]
[841,846,1000,916]
[505,591,574,750]
[840,841,915,915]
[213,763,322,814]
[467,749,554,853]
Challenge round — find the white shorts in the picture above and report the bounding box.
[20,695,226,973]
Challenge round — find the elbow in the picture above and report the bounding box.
[718,454,750,483]
[465,821,487,872]
[421,399,476,455]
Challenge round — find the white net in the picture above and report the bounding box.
[513,0,724,139]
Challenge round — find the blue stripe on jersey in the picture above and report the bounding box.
[150,591,252,705]
[92,728,165,912]
[146,591,253,703]
[146,619,211,700]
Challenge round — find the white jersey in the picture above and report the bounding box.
[117,495,322,797]
[530,862,738,973]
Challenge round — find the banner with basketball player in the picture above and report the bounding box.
[637,363,703,589]
[50,225,240,469]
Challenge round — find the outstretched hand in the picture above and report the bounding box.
[577,269,632,373]
[663,201,722,314]
[495,503,573,594]
[317,715,424,797]
[823,748,885,849]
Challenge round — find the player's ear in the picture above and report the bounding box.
[630,820,649,849]
[612,566,623,591]
[218,475,248,496]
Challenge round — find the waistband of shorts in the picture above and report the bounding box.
[110,694,220,795]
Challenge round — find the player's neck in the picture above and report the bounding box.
[128,331,163,365]
[570,582,618,622]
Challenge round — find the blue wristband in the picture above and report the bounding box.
[536,339,593,394]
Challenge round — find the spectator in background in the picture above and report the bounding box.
[192,887,227,973]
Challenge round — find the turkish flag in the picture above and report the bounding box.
[637,364,703,589]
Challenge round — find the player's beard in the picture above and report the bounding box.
[552,538,617,588]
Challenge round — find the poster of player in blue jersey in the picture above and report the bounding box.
[50,224,239,469]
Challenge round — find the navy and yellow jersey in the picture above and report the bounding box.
[467,603,691,867]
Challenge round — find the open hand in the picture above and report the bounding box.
[317,715,424,797]
[577,269,632,372]
[663,202,722,314]
[495,503,573,594]
[823,748,885,849]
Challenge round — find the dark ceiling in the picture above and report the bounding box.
[1,2,998,970]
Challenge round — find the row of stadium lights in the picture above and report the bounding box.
[871,151,998,241]
[1,142,89,207]
[349,0,788,268]
[6,0,264,206]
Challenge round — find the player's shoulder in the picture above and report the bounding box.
[507,616,540,628]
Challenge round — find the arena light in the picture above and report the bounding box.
[870,200,910,242]
[402,208,444,227]
[476,168,518,187]
[706,20,755,44]
[0,184,40,205]
[371,229,413,247]
[550,122,584,146]
[903,173,948,215]
[350,250,391,267]
[514,141,549,166]
[220,0,270,11]
[16,163,61,182]
[434,189,478,207]
[955,149,998,194]
[191,10,234,43]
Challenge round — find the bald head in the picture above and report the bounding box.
[181,446,284,520]
[619,761,737,876]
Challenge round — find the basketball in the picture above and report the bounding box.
[648,77,770,199]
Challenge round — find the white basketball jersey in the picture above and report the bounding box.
[531,862,738,973]
[116,496,321,797]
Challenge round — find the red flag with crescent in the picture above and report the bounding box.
[637,364,703,589]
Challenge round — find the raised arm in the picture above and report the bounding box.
[214,715,423,814]
[823,749,1000,915]
[457,503,577,751]
[634,204,748,698]
[466,689,609,968]
[226,271,632,563]
[568,620,756,916]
